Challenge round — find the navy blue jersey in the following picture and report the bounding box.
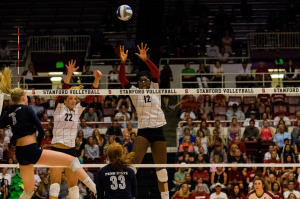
[0,105,45,144]
[96,164,137,199]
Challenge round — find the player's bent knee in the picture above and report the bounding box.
[20,191,34,199]
[69,158,82,172]
[156,169,168,182]
[68,186,79,199]
[49,183,60,197]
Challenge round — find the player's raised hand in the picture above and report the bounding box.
[135,43,149,62]
[120,45,128,63]
[65,59,79,74]
[93,70,102,80]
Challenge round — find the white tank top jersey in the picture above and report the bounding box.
[130,82,166,129]
[52,103,85,147]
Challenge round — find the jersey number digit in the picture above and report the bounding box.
[110,175,126,190]
[64,113,73,121]
[144,95,151,103]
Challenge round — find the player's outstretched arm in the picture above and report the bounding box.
[64,59,79,84]
[119,46,130,87]
[92,70,102,88]
[135,43,160,83]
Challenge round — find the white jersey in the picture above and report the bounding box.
[52,103,85,147]
[130,83,166,129]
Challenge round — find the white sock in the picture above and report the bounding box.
[161,191,169,199]
[83,177,96,194]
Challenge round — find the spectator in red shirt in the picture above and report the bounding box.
[214,94,226,106]
[271,182,283,199]
[247,167,263,185]
[274,105,289,117]
[41,129,53,149]
[192,167,209,184]
[228,165,244,189]
[257,93,271,108]
[228,184,247,199]
[255,61,271,87]
[264,150,281,164]
[228,134,247,160]
[190,183,210,199]
[272,93,288,105]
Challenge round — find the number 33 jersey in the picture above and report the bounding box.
[130,83,166,129]
[96,164,137,199]
[52,103,85,147]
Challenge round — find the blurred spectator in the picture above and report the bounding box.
[115,105,130,128]
[171,183,191,199]
[116,95,132,113]
[229,149,246,165]
[243,119,259,142]
[81,65,94,88]
[41,129,52,149]
[0,168,11,199]
[59,173,68,199]
[273,124,291,152]
[174,163,189,187]
[195,131,208,155]
[274,105,289,118]
[211,60,224,88]
[227,118,242,142]
[228,134,247,159]
[196,63,209,88]
[103,95,117,108]
[179,137,194,153]
[75,137,84,164]
[255,62,271,87]
[218,47,229,64]
[191,183,210,199]
[34,168,41,192]
[172,95,199,112]
[108,64,119,89]
[291,120,300,146]
[264,145,280,162]
[160,64,173,108]
[245,102,259,119]
[228,166,244,190]
[1,100,10,116]
[182,62,196,88]
[92,129,104,151]
[210,183,228,198]
[284,59,297,87]
[84,136,100,160]
[236,61,253,88]
[123,122,137,136]
[221,30,233,55]
[84,107,98,123]
[228,184,247,199]
[89,96,103,118]
[260,120,274,140]
[198,120,210,137]
[130,132,137,143]
[121,132,133,153]
[35,177,50,199]
[206,40,219,58]
[21,62,38,89]
[281,144,296,163]
[0,41,10,60]
[271,182,282,199]
[180,128,196,145]
[271,92,288,105]
[214,94,226,106]
[78,118,93,139]
[210,129,226,149]
[265,106,273,120]
[0,129,9,152]
[180,107,196,121]
[283,181,300,199]
[105,120,122,142]
[257,93,271,108]
[30,98,45,115]
[181,118,196,135]
[76,130,87,148]
[226,104,245,121]
[209,143,227,163]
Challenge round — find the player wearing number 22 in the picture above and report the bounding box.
[50,60,102,199]
[119,43,170,199]
[96,143,137,199]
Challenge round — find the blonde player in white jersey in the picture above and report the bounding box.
[119,44,169,199]
[247,178,275,199]
[49,60,102,199]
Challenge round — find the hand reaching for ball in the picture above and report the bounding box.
[93,70,102,80]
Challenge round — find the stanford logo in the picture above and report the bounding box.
[185,89,188,93]
[32,90,35,95]
[108,90,111,94]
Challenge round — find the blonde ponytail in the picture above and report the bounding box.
[0,67,24,104]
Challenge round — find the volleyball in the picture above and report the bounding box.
[116,5,133,21]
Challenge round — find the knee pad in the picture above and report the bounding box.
[156,169,168,182]
[69,158,82,172]
[49,183,60,197]
[20,191,34,199]
[68,186,79,199]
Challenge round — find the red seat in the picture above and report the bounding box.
[245,141,259,156]
[289,105,300,114]
[102,107,116,117]
[273,105,287,113]
[228,96,242,106]
[213,115,226,121]
[259,106,265,114]
[288,96,299,105]
[214,106,227,115]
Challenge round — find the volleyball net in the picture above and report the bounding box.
[1,87,300,198]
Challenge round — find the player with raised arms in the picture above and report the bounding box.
[0,67,96,199]
[96,142,137,198]
[247,178,274,199]
[119,43,169,199]
[49,60,102,199]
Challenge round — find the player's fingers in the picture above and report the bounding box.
[145,47,149,52]
[135,53,140,57]
[125,50,128,55]
[73,60,77,66]
[65,64,69,69]
[75,66,79,71]
[141,42,144,49]
[144,44,147,49]
[137,45,141,51]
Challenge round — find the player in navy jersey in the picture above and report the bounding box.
[0,67,96,199]
[49,60,102,199]
[119,44,169,199]
[96,142,136,199]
